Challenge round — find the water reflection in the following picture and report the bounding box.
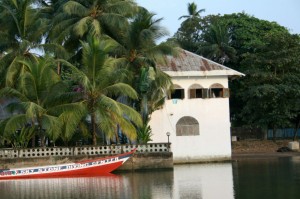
[0,163,234,199]
[233,156,300,199]
[0,174,130,199]
[120,170,174,199]
[174,163,234,199]
[2,157,300,199]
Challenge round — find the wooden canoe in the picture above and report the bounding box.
[0,149,136,180]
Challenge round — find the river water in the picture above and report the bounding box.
[1,156,300,199]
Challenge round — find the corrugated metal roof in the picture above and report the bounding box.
[157,49,244,77]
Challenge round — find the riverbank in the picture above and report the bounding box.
[231,139,300,159]
[232,139,292,153]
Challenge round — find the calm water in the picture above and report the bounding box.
[1,156,300,199]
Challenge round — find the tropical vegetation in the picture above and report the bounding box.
[1,0,299,148]
[0,0,175,148]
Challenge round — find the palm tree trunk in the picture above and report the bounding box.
[57,62,61,75]
[91,112,97,145]
[115,132,120,144]
[142,94,148,123]
[31,136,36,147]
[31,120,36,147]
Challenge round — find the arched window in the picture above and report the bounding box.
[170,84,184,99]
[176,116,199,136]
[189,84,206,99]
[209,83,229,98]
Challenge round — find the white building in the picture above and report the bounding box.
[149,49,244,163]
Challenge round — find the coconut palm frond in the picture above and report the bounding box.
[22,102,45,119]
[115,115,137,140]
[90,19,101,37]
[5,56,22,87]
[74,17,93,37]
[3,114,28,137]
[97,95,123,116]
[106,0,138,17]
[41,114,62,140]
[102,82,138,100]
[49,102,87,117]
[117,102,143,127]
[63,1,88,16]
[0,87,28,101]
[40,43,71,60]
[59,110,84,142]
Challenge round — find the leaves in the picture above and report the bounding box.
[0,0,175,147]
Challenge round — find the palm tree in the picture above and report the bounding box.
[199,21,236,64]
[61,36,142,145]
[106,9,176,143]
[175,2,205,53]
[0,57,70,147]
[113,8,175,126]
[0,0,48,87]
[178,2,205,21]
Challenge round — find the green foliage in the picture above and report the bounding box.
[173,7,300,134]
[199,20,237,64]
[111,8,175,125]
[0,0,48,87]
[235,30,300,131]
[137,121,153,144]
[0,0,176,147]
[0,58,67,146]
[61,35,142,145]
[8,126,36,148]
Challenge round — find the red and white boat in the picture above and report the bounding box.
[0,149,136,180]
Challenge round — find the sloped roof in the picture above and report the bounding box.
[157,49,245,77]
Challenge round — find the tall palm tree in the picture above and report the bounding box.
[175,2,205,53]
[178,2,205,20]
[0,57,70,147]
[199,21,236,64]
[113,8,175,125]
[61,36,142,145]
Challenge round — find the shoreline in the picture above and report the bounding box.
[231,139,300,159]
[232,151,300,160]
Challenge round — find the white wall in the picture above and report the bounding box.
[149,76,232,163]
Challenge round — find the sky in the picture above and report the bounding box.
[136,0,300,40]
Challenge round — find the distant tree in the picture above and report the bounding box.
[199,20,236,64]
[174,2,205,52]
[228,17,300,139]
[178,2,205,21]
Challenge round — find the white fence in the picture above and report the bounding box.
[0,143,170,159]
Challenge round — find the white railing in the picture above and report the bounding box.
[0,143,171,159]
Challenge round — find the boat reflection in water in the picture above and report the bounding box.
[0,163,235,199]
[0,174,131,199]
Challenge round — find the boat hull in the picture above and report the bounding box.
[0,149,136,180]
